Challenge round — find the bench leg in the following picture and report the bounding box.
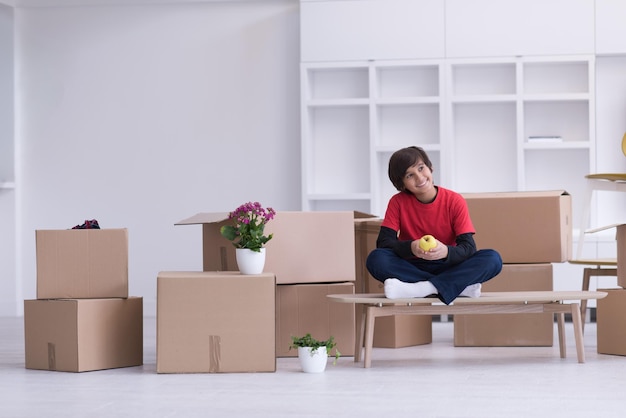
[556,312,566,359]
[363,306,377,368]
[354,304,365,363]
[570,303,585,363]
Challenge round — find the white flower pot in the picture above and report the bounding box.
[235,248,266,275]
[297,346,328,373]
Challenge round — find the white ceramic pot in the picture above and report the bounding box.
[235,248,266,275]
[297,346,328,373]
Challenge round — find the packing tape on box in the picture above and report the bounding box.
[47,342,56,371]
[209,335,221,373]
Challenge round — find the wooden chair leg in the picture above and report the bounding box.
[580,268,591,332]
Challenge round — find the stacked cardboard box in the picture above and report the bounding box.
[357,219,433,348]
[24,228,143,372]
[454,191,572,346]
[166,211,362,373]
[596,224,626,356]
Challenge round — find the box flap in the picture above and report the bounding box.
[175,212,230,226]
[353,211,378,219]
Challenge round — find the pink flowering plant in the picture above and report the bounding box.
[220,202,276,252]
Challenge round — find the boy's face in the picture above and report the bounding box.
[402,159,436,202]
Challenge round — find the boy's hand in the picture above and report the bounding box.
[412,238,448,260]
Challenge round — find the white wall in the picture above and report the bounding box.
[0,4,16,317]
[13,0,300,316]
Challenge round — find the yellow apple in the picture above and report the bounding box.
[419,235,437,251]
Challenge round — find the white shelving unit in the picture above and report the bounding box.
[301,60,445,216]
[301,55,595,226]
[300,62,372,213]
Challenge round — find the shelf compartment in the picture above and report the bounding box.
[451,63,516,96]
[307,106,370,195]
[524,101,589,142]
[377,103,440,148]
[376,65,439,98]
[306,67,369,100]
[523,61,589,95]
[452,102,517,193]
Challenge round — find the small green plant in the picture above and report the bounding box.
[289,333,341,364]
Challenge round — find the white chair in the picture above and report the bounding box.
[569,133,626,330]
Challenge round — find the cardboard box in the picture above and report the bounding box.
[462,191,572,263]
[367,278,433,348]
[176,211,369,284]
[372,315,433,348]
[24,297,143,372]
[354,217,382,294]
[454,263,554,347]
[597,288,626,356]
[356,219,433,348]
[275,282,355,357]
[157,271,276,373]
[36,229,129,299]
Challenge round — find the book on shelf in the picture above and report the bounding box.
[527,136,563,143]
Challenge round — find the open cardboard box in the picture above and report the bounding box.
[176,211,376,284]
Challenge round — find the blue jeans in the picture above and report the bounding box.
[366,248,503,304]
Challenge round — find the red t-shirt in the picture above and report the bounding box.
[381,186,475,246]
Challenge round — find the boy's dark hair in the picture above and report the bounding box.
[388,146,434,191]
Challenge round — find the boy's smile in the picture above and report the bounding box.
[402,160,436,203]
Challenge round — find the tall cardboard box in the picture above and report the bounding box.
[597,288,626,356]
[454,264,554,347]
[176,211,364,284]
[157,271,276,373]
[462,191,572,263]
[275,282,355,357]
[24,297,143,372]
[357,219,433,348]
[36,229,129,299]
[354,216,382,293]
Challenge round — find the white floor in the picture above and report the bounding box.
[2,317,625,418]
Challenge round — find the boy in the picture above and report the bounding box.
[366,146,502,304]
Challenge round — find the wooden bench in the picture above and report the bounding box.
[327,291,608,368]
